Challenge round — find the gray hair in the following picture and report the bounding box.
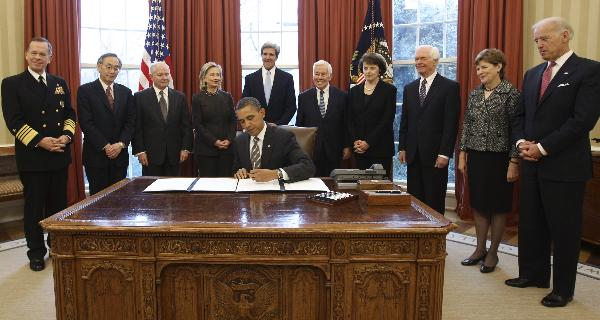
[236,97,262,111]
[261,42,280,58]
[198,61,223,91]
[150,61,170,74]
[313,60,332,75]
[416,45,441,61]
[532,17,574,40]
[96,53,122,67]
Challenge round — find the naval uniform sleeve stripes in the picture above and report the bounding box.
[63,119,76,135]
[15,124,39,146]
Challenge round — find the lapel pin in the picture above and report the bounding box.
[557,83,570,87]
[563,72,569,75]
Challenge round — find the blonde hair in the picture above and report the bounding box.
[199,62,223,91]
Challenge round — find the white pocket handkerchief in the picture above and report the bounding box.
[557,83,570,87]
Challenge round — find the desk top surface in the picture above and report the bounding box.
[42,177,453,234]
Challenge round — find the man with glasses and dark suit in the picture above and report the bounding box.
[77,53,135,195]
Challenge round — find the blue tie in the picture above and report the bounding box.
[264,70,272,105]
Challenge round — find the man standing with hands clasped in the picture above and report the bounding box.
[1,37,76,271]
[78,53,135,195]
[506,17,600,308]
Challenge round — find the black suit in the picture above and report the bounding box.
[1,70,75,260]
[297,86,348,176]
[398,74,460,214]
[132,87,192,176]
[347,81,397,176]
[77,79,135,195]
[192,90,236,177]
[242,68,296,125]
[512,54,600,298]
[233,125,315,182]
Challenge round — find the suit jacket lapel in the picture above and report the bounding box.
[166,88,175,124]
[420,74,439,111]
[539,55,578,105]
[93,79,113,112]
[241,133,252,168]
[260,126,274,167]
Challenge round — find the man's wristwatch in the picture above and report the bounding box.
[276,168,284,181]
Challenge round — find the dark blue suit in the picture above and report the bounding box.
[242,68,296,125]
[398,74,460,214]
[296,86,348,176]
[1,70,76,260]
[77,79,135,194]
[512,54,600,297]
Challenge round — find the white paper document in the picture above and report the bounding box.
[283,178,330,191]
[235,179,282,192]
[143,178,197,192]
[143,177,330,192]
[191,178,238,192]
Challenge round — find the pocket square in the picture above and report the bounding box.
[557,83,570,87]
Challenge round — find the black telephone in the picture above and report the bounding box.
[329,164,387,182]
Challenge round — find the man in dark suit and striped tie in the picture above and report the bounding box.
[233,97,314,183]
[296,60,350,176]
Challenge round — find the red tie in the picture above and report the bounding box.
[539,61,556,102]
[106,86,114,111]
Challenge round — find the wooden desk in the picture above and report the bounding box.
[41,177,455,320]
[582,151,600,245]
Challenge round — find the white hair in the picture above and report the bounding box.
[150,61,170,74]
[416,45,441,61]
[312,60,332,75]
[532,17,574,40]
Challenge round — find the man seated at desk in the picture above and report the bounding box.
[233,97,315,182]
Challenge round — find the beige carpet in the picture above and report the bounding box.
[1,237,598,320]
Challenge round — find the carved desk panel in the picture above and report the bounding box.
[42,177,454,320]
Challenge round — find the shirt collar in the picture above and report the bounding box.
[153,85,168,97]
[262,66,276,76]
[421,71,437,84]
[28,67,46,82]
[551,50,573,69]
[99,79,113,92]
[316,84,330,94]
[254,122,268,141]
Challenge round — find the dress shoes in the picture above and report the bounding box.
[480,263,496,273]
[460,252,487,266]
[29,258,45,272]
[504,277,549,288]
[541,292,572,307]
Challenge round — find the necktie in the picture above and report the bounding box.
[264,70,272,105]
[419,79,427,106]
[250,136,261,169]
[539,61,557,102]
[106,86,114,111]
[318,90,326,117]
[159,90,168,121]
[38,75,46,87]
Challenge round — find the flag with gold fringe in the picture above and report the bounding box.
[349,0,393,85]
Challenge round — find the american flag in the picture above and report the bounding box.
[349,0,393,86]
[138,0,173,91]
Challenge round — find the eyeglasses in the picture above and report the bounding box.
[102,64,121,71]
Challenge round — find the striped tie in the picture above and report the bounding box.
[318,90,326,117]
[419,79,427,106]
[250,136,261,169]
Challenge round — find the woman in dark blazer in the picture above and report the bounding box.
[347,53,397,177]
[192,62,236,177]
[458,49,520,273]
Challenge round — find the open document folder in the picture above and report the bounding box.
[143,177,330,192]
